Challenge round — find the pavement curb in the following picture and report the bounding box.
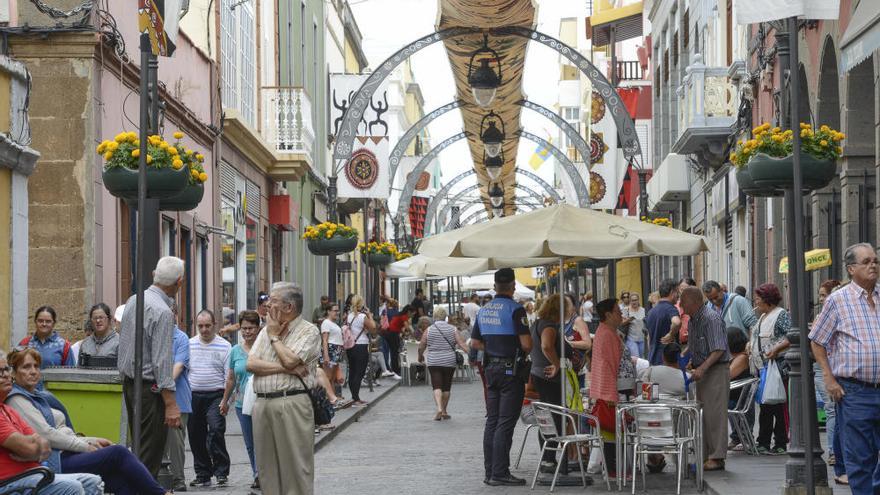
[314,379,401,452]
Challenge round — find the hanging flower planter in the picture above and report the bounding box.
[735,167,784,197]
[160,183,205,211]
[359,241,398,268]
[578,259,609,270]
[303,223,359,256]
[747,153,836,191]
[364,253,394,268]
[98,131,208,201]
[730,123,844,193]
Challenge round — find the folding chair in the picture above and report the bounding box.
[514,402,539,469]
[629,404,697,495]
[728,377,759,455]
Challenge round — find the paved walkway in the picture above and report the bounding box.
[315,380,700,494]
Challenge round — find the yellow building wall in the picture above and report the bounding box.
[0,71,10,133]
[515,268,539,287]
[344,42,361,74]
[615,258,643,299]
[0,168,10,351]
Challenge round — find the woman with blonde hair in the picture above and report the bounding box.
[345,294,375,407]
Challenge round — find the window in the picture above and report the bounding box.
[220,0,256,126]
[161,218,175,257]
[195,235,208,315]
[562,107,580,121]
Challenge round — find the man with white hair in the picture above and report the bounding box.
[247,282,320,494]
[117,256,184,478]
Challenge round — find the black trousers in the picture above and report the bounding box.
[122,377,167,479]
[385,332,401,375]
[757,402,788,450]
[483,364,526,479]
[188,390,230,479]
[347,344,370,401]
[532,374,563,464]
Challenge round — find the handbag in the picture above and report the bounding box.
[241,375,256,416]
[435,324,464,366]
[297,375,335,426]
[756,359,786,405]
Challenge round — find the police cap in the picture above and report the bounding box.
[494,268,515,284]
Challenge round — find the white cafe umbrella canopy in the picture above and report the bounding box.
[418,204,709,259]
[385,254,558,279]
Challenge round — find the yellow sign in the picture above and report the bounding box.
[778,249,832,274]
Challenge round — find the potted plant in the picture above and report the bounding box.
[731,123,843,193]
[359,241,397,268]
[158,133,209,211]
[303,222,359,256]
[98,131,190,200]
[395,252,413,261]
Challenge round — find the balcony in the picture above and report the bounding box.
[672,54,739,167]
[613,60,643,82]
[647,153,690,211]
[221,87,314,182]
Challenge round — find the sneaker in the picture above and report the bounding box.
[251,477,260,490]
[756,445,772,455]
[351,400,369,407]
[216,476,228,486]
[189,477,211,487]
[772,447,787,455]
[391,373,402,380]
[539,461,557,474]
[171,482,187,492]
[381,370,395,377]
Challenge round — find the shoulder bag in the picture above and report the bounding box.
[296,375,335,426]
[434,324,464,366]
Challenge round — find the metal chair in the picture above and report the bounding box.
[514,402,539,469]
[728,377,759,455]
[629,404,697,495]
[529,402,610,492]
[453,350,475,383]
[0,467,54,494]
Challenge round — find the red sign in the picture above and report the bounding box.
[269,194,299,231]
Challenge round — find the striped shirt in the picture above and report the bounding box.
[589,322,622,403]
[688,306,730,367]
[251,316,321,394]
[424,322,459,367]
[117,286,176,391]
[810,282,880,383]
[188,335,231,392]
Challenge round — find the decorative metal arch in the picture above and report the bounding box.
[516,130,589,208]
[428,168,560,235]
[395,131,468,231]
[518,99,591,171]
[332,25,641,166]
[444,185,543,231]
[458,200,540,227]
[389,100,463,185]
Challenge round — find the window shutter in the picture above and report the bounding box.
[220,162,236,201]
[246,180,261,218]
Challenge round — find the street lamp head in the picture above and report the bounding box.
[480,112,505,158]
[492,205,504,218]
[489,183,504,207]
[484,152,503,180]
[467,34,502,108]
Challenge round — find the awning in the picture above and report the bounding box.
[589,2,643,46]
[840,0,880,73]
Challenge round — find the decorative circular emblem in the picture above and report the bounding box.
[415,172,431,191]
[591,91,606,124]
[345,148,379,190]
[589,132,609,165]
[590,172,607,204]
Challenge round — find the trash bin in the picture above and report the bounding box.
[41,367,126,444]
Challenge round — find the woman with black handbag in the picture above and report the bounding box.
[418,307,468,421]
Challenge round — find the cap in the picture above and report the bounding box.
[494,268,515,284]
[114,305,126,323]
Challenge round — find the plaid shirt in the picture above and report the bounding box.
[810,282,880,383]
[688,306,730,367]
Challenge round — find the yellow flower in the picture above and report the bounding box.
[771,135,783,143]
[820,140,828,147]
[107,141,119,151]
[133,140,140,147]
[146,154,153,164]
[103,151,113,161]
[185,149,193,156]
[729,153,737,162]
[198,172,208,182]
[114,133,126,143]
[191,169,199,177]
[836,146,843,154]
[820,125,830,132]
[96,143,106,154]
[196,154,204,162]
[160,142,170,150]
[800,122,811,129]
[173,131,184,140]
[126,132,137,142]
[168,147,179,156]
[131,149,140,158]
[172,159,184,169]
[772,127,781,134]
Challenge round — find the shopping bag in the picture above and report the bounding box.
[756,360,786,405]
[242,375,256,415]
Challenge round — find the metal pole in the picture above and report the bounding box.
[133,32,152,458]
[363,198,369,305]
[559,258,566,407]
[638,169,652,310]
[328,176,338,307]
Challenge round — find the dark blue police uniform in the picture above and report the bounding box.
[472,294,530,483]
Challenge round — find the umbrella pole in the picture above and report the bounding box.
[559,258,566,409]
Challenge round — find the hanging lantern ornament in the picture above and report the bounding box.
[489,183,504,208]
[484,151,503,180]
[467,33,502,108]
[480,111,505,158]
[492,202,505,218]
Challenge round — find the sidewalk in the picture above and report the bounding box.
[184,376,399,494]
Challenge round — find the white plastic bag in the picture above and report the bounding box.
[759,360,786,405]
[241,375,256,415]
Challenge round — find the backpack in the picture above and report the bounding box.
[342,313,366,350]
[20,336,71,365]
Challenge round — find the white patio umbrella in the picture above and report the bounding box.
[417,203,710,404]
[385,254,558,278]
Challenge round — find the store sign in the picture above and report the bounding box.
[778,248,832,274]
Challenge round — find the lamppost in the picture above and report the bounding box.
[467,33,502,108]
[489,183,504,208]
[480,111,505,158]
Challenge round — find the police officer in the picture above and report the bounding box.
[471,268,533,486]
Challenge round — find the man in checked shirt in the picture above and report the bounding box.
[811,242,880,494]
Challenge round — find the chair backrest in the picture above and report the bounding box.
[730,377,759,413]
[633,406,675,439]
[532,402,561,439]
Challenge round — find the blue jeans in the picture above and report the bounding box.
[625,338,644,359]
[837,379,880,493]
[814,365,843,476]
[62,444,165,495]
[236,407,257,478]
[3,471,102,495]
[833,403,847,477]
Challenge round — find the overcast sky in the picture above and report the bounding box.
[351,0,586,207]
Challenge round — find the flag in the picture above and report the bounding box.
[138,0,181,57]
[338,136,390,199]
[529,140,551,170]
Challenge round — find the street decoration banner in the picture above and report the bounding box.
[138,0,181,57]
[778,248,833,274]
[330,74,390,138]
[734,0,839,24]
[338,136,390,199]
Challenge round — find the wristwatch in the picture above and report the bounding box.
[270,336,280,344]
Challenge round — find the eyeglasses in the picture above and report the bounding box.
[850,258,880,267]
[91,316,107,322]
[240,325,259,331]
[0,367,13,377]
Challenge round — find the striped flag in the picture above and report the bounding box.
[138,0,181,57]
[529,139,551,170]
